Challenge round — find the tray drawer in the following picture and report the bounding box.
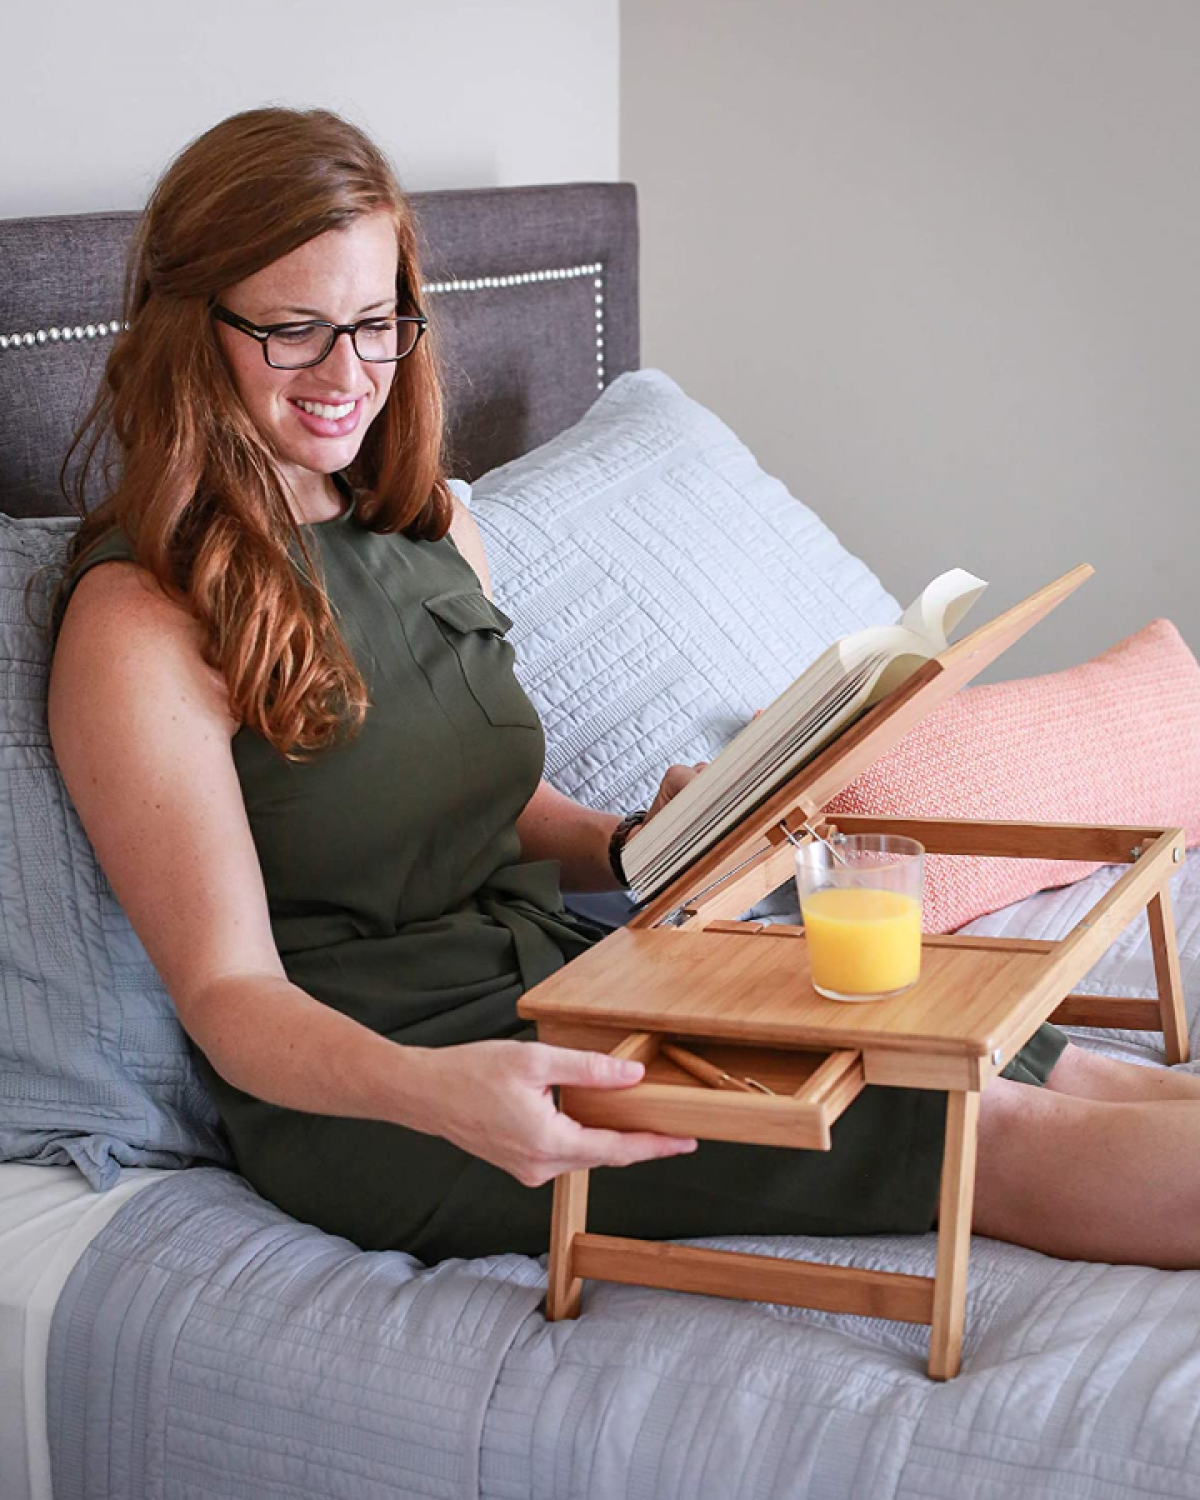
[560,1032,864,1148]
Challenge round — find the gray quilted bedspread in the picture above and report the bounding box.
[47,859,1200,1500]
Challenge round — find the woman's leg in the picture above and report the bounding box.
[973,1073,1200,1267]
[1043,1039,1200,1102]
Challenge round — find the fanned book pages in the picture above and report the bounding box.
[622,569,988,901]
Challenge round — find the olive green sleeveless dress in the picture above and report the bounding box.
[63,491,1068,1262]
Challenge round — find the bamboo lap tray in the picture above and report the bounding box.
[519,569,1189,1378]
[520,818,1187,1380]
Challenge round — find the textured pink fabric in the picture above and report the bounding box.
[824,619,1200,933]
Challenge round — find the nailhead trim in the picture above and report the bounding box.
[0,318,127,351]
[422,261,607,391]
[0,261,610,391]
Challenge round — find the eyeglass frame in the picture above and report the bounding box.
[211,303,428,370]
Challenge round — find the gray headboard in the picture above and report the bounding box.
[0,181,639,517]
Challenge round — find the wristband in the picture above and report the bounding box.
[607,808,649,888]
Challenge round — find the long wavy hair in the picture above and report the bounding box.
[62,107,453,758]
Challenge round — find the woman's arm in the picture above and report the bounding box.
[516,766,709,891]
[516,780,624,890]
[48,564,695,1184]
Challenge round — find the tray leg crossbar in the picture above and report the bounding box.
[545,1161,979,1380]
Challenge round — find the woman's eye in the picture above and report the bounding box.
[357,320,392,341]
[273,324,323,345]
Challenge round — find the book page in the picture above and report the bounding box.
[898,568,987,650]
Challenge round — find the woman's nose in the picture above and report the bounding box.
[318,328,364,386]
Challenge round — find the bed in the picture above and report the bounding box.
[3,182,1200,1500]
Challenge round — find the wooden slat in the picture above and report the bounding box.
[809,813,1169,864]
[929,1091,980,1380]
[1049,995,1163,1029]
[572,1233,936,1323]
[546,1170,589,1320]
[1148,885,1189,1065]
[922,934,1058,953]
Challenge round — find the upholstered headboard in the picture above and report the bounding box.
[0,182,639,516]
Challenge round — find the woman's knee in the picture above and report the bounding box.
[971,1080,1082,1244]
[972,1081,1200,1267]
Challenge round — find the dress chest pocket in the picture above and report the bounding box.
[423,589,541,730]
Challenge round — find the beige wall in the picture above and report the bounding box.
[1,0,618,214]
[622,0,1200,679]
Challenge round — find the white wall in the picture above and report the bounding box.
[623,0,1200,679]
[1,0,618,214]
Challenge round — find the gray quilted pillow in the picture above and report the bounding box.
[0,514,232,1190]
[472,369,901,816]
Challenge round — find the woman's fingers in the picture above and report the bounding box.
[518,1043,698,1182]
[548,1124,698,1179]
[646,760,709,819]
[524,1041,645,1089]
[432,1040,699,1188]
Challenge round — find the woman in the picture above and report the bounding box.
[48,107,1200,1268]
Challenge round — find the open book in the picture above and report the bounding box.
[622,568,988,902]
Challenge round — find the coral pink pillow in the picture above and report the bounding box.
[823,619,1200,933]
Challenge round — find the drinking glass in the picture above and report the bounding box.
[793,834,925,1001]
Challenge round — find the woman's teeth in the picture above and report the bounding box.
[294,398,356,420]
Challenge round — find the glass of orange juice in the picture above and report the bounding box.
[793,834,924,1001]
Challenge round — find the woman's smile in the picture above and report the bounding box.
[288,394,367,437]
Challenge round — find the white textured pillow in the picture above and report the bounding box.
[469,369,900,818]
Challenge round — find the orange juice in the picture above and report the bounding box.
[801,887,922,998]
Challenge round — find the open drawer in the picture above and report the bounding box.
[559,1032,865,1148]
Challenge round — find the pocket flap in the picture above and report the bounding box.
[423,590,515,636]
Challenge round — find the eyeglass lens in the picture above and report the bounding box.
[266,319,421,369]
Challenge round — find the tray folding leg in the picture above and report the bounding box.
[929,1090,980,1380]
[1148,885,1188,1065]
[546,1169,589,1319]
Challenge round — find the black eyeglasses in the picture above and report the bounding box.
[212,305,428,370]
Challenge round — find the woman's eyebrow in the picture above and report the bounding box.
[267,297,397,319]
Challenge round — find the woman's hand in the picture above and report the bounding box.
[646,761,709,821]
[416,1039,698,1187]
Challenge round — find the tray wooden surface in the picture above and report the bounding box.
[520,925,1050,1058]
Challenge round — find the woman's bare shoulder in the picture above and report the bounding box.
[52,560,236,733]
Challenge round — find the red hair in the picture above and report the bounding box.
[64,107,453,757]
